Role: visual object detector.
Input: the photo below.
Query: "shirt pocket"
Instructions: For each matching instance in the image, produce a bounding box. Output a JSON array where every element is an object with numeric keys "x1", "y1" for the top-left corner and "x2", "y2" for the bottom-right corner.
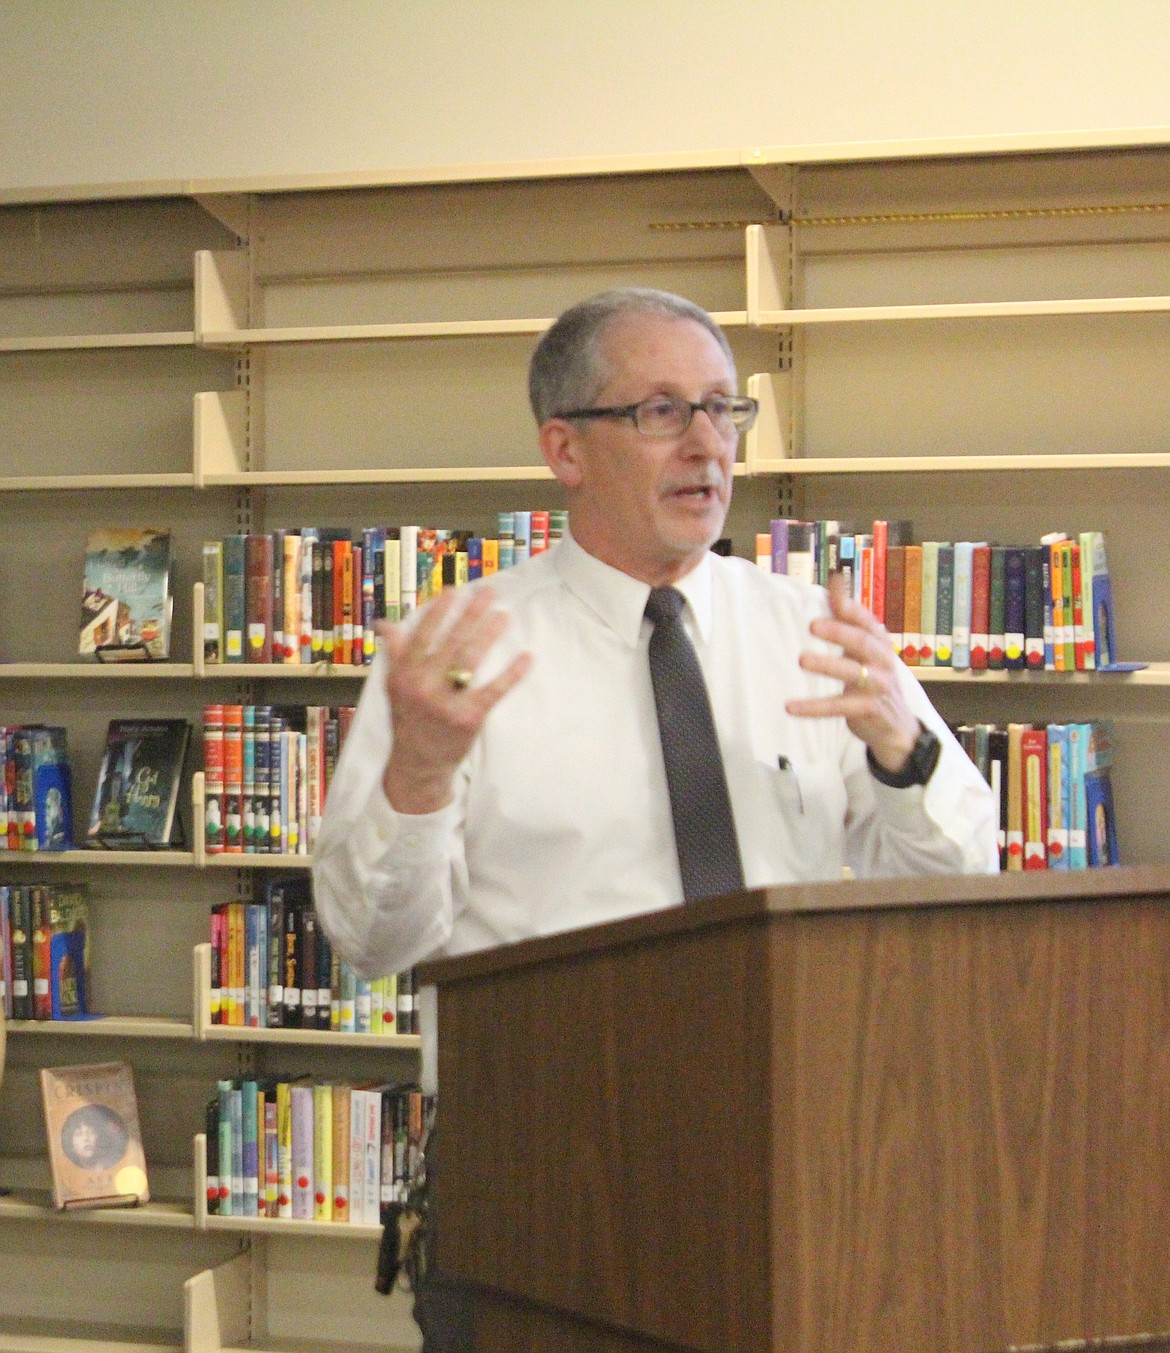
[{"x1": 761, "y1": 754, "x2": 848, "y2": 880}]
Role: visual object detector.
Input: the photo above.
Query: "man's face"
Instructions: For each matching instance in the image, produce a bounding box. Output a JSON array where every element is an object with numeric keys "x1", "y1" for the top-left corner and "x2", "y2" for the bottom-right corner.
[{"x1": 553, "y1": 314, "x2": 739, "y2": 586}]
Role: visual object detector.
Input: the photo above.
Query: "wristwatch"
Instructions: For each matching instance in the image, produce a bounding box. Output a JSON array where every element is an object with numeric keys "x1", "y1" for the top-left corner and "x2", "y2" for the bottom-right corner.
[{"x1": 866, "y1": 722, "x2": 942, "y2": 788}]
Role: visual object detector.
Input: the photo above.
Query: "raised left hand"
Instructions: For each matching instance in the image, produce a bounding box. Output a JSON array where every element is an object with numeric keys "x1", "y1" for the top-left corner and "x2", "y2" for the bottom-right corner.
[{"x1": 785, "y1": 572, "x2": 921, "y2": 775}]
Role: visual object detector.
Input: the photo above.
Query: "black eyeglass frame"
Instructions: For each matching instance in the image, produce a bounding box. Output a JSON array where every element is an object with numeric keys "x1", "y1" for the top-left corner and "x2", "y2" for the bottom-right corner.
[{"x1": 553, "y1": 394, "x2": 760, "y2": 437}]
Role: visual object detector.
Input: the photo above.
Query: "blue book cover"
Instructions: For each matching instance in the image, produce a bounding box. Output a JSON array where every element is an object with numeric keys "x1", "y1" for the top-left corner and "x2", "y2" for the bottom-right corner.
[
  {"x1": 1046, "y1": 724, "x2": 1071, "y2": 870},
  {"x1": 30, "y1": 727, "x2": 73, "y2": 851},
  {"x1": 1067, "y1": 723, "x2": 1091, "y2": 869},
  {"x1": 1085, "y1": 768, "x2": 1120, "y2": 866},
  {"x1": 49, "y1": 928, "x2": 88, "y2": 1018},
  {"x1": 241, "y1": 1080, "x2": 259, "y2": 1217},
  {"x1": 216, "y1": 1080, "x2": 234, "y2": 1216}
]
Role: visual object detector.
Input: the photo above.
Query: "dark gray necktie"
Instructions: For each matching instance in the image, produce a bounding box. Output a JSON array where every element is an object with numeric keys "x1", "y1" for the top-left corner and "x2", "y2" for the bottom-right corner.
[{"x1": 645, "y1": 586, "x2": 745, "y2": 903}]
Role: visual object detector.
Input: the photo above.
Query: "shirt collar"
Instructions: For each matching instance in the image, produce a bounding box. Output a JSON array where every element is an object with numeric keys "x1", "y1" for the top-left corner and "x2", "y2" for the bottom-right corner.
[{"x1": 553, "y1": 528, "x2": 715, "y2": 649}]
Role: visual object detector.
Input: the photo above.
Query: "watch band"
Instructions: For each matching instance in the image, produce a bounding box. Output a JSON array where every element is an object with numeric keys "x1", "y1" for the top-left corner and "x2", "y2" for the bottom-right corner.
[{"x1": 867, "y1": 722, "x2": 942, "y2": 788}]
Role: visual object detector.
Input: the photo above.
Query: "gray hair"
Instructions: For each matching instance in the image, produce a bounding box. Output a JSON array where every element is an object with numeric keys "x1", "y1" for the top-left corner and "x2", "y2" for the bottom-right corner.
[{"x1": 528, "y1": 287, "x2": 736, "y2": 425}]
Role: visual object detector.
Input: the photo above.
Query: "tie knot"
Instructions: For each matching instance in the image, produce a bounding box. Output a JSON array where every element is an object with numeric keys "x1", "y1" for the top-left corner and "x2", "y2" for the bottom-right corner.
[{"x1": 645, "y1": 587, "x2": 685, "y2": 627}]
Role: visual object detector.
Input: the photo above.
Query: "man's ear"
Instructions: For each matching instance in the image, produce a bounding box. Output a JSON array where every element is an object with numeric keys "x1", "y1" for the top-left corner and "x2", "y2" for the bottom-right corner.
[{"x1": 539, "y1": 418, "x2": 585, "y2": 490}]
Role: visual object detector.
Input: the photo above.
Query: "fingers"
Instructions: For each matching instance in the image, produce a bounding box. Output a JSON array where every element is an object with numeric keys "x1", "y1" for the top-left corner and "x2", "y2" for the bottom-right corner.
[{"x1": 380, "y1": 587, "x2": 508, "y2": 692}]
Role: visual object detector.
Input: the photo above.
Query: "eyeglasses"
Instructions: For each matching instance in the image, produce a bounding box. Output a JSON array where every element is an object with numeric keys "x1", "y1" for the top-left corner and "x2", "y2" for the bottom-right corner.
[{"x1": 554, "y1": 393, "x2": 759, "y2": 438}]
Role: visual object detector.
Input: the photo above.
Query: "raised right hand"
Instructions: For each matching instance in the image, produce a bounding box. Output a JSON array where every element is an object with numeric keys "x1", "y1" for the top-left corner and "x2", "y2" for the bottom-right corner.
[{"x1": 378, "y1": 586, "x2": 533, "y2": 814}]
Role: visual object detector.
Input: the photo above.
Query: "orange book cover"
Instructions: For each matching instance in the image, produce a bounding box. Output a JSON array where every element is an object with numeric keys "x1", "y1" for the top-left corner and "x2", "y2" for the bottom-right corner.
[
  {"x1": 1048, "y1": 540, "x2": 1066, "y2": 672},
  {"x1": 1059, "y1": 539, "x2": 1075, "y2": 672},
  {"x1": 332, "y1": 541, "x2": 353, "y2": 665},
  {"x1": 969, "y1": 544, "x2": 992, "y2": 670},
  {"x1": 883, "y1": 545, "x2": 905, "y2": 654},
  {"x1": 1005, "y1": 723, "x2": 1028, "y2": 871},
  {"x1": 41, "y1": 1061, "x2": 149, "y2": 1210},
  {"x1": 481, "y1": 539, "x2": 499, "y2": 576},
  {"x1": 901, "y1": 544, "x2": 922, "y2": 666}
]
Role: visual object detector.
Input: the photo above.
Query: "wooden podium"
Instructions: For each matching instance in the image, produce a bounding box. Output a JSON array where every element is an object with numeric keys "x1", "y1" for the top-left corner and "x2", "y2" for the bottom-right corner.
[{"x1": 421, "y1": 866, "x2": 1170, "y2": 1353}]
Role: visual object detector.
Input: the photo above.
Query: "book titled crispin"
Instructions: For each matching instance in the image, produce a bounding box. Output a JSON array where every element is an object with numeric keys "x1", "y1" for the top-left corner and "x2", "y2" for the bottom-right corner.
[
  {"x1": 40, "y1": 1061, "x2": 149, "y2": 1210},
  {"x1": 86, "y1": 718, "x2": 190, "y2": 849}
]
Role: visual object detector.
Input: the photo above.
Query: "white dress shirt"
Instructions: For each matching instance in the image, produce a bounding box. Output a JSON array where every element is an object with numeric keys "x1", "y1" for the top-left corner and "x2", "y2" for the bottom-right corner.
[{"x1": 313, "y1": 532, "x2": 998, "y2": 1089}]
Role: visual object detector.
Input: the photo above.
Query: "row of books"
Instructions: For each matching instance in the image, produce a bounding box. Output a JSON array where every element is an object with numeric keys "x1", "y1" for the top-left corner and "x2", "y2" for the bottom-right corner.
[
  {"x1": 204, "y1": 704, "x2": 354, "y2": 856},
  {"x1": 0, "y1": 883, "x2": 89, "y2": 1020},
  {"x1": 202, "y1": 509, "x2": 568, "y2": 666},
  {"x1": 209, "y1": 876, "x2": 418, "y2": 1033},
  {"x1": 757, "y1": 520, "x2": 1131, "y2": 673},
  {"x1": 0, "y1": 725, "x2": 73, "y2": 852},
  {"x1": 0, "y1": 719, "x2": 190, "y2": 854},
  {"x1": 205, "y1": 1078, "x2": 435, "y2": 1223},
  {"x1": 956, "y1": 720, "x2": 1119, "y2": 870}
]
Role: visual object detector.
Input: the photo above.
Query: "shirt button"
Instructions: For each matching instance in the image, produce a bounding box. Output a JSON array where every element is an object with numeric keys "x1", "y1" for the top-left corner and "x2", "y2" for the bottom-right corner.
[{"x1": 401, "y1": 831, "x2": 421, "y2": 849}]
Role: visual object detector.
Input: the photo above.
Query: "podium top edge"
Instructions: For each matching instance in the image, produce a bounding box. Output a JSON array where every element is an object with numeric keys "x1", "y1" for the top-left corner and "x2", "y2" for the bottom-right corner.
[{"x1": 419, "y1": 863, "x2": 1170, "y2": 988}]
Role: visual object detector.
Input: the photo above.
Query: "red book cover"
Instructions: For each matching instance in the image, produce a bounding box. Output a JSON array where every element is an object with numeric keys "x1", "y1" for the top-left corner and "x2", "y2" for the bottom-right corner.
[
  {"x1": 332, "y1": 541, "x2": 350, "y2": 665},
  {"x1": 859, "y1": 545, "x2": 874, "y2": 614},
  {"x1": 244, "y1": 534, "x2": 273, "y2": 664},
  {"x1": 32, "y1": 885, "x2": 52, "y2": 1019},
  {"x1": 871, "y1": 520, "x2": 888, "y2": 623},
  {"x1": 223, "y1": 705, "x2": 244, "y2": 856},
  {"x1": 968, "y1": 544, "x2": 992, "y2": 670},
  {"x1": 1021, "y1": 726, "x2": 1048, "y2": 870},
  {"x1": 202, "y1": 704, "x2": 225, "y2": 855}
]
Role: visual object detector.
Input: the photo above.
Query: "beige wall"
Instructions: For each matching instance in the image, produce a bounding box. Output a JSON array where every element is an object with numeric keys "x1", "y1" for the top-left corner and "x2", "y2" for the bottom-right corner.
[{"x1": 3, "y1": 0, "x2": 1170, "y2": 194}]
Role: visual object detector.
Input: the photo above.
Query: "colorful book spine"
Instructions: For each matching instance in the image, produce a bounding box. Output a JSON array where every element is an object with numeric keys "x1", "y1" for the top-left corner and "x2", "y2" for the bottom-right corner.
[
  {"x1": 313, "y1": 1083, "x2": 333, "y2": 1221},
  {"x1": 1076, "y1": 532, "x2": 1097, "y2": 670},
  {"x1": 241, "y1": 1079, "x2": 260, "y2": 1217},
  {"x1": 884, "y1": 544, "x2": 905, "y2": 659},
  {"x1": 1059, "y1": 539, "x2": 1075, "y2": 672},
  {"x1": 919, "y1": 542, "x2": 938, "y2": 665},
  {"x1": 1023, "y1": 546, "x2": 1046, "y2": 670},
  {"x1": 934, "y1": 543, "x2": 954, "y2": 667},
  {"x1": 223, "y1": 534, "x2": 247, "y2": 663},
  {"x1": 987, "y1": 545, "x2": 1007, "y2": 670},
  {"x1": 968, "y1": 544, "x2": 991, "y2": 671},
  {"x1": 276, "y1": 1080, "x2": 293, "y2": 1219},
  {"x1": 951, "y1": 542, "x2": 975, "y2": 671},
  {"x1": 1005, "y1": 723, "x2": 1027, "y2": 871},
  {"x1": 1003, "y1": 547, "x2": 1027, "y2": 671},
  {"x1": 902, "y1": 541, "x2": 923, "y2": 665},
  {"x1": 1021, "y1": 726, "x2": 1048, "y2": 870},
  {"x1": 290, "y1": 1083, "x2": 315, "y2": 1220},
  {"x1": 245, "y1": 533, "x2": 274, "y2": 663},
  {"x1": 1046, "y1": 724, "x2": 1071, "y2": 870},
  {"x1": 332, "y1": 1085, "x2": 351, "y2": 1223},
  {"x1": 871, "y1": 519, "x2": 888, "y2": 623},
  {"x1": 203, "y1": 541, "x2": 224, "y2": 664},
  {"x1": 1067, "y1": 722, "x2": 1090, "y2": 869},
  {"x1": 217, "y1": 1080, "x2": 235, "y2": 1216},
  {"x1": 242, "y1": 704, "x2": 256, "y2": 852},
  {"x1": 223, "y1": 705, "x2": 243, "y2": 854}
]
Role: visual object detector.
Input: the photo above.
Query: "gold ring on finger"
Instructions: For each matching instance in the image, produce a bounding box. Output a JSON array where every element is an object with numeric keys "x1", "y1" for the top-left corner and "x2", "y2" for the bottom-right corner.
[
  {"x1": 856, "y1": 663, "x2": 869, "y2": 691},
  {"x1": 446, "y1": 666, "x2": 473, "y2": 691}
]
